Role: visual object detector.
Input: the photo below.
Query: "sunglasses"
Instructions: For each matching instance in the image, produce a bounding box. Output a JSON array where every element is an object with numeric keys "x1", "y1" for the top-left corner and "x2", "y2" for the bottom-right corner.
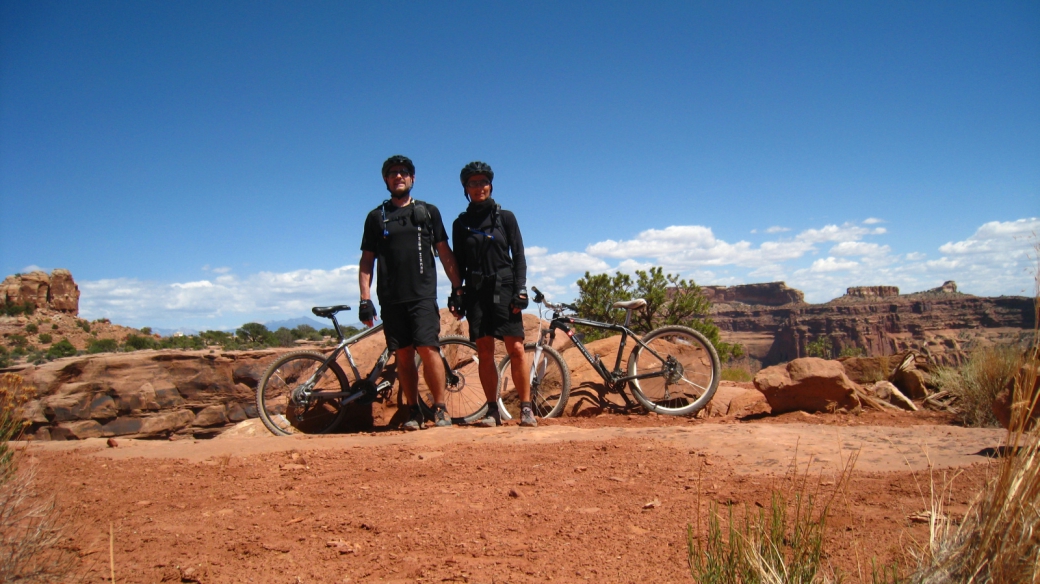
[
  {"x1": 386, "y1": 168, "x2": 412, "y2": 178},
  {"x1": 466, "y1": 178, "x2": 491, "y2": 189}
]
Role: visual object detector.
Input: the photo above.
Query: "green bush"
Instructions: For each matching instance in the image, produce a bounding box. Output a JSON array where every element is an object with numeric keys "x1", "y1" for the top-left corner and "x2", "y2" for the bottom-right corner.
[
  {"x1": 24, "y1": 323, "x2": 37, "y2": 334},
  {"x1": 806, "y1": 336, "x2": 834, "y2": 359},
  {"x1": 237, "y1": 322, "x2": 273, "y2": 346},
  {"x1": 274, "y1": 327, "x2": 295, "y2": 347},
  {"x1": 158, "y1": 335, "x2": 205, "y2": 350},
  {"x1": 2, "y1": 302, "x2": 35, "y2": 317},
  {"x1": 7, "y1": 335, "x2": 27, "y2": 349},
  {"x1": 572, "y1": 267, "x2": 744, "y2": 361},
  {"x1": 46, "y1": 339, "x2": 76, "y2": 359},
  {"x1": 92, "y1": 318, "x2": 110, "y2": 324},
  {"x1": 76, "y1": 320, "x2": 90, "y2": 333},
  {"x1": 87, "y1": 338, "x2": 119, "y2": 354},
  {"x1": 37, "y1": 333, "x2": 52, "y2": 345},
  {"x1": 0, "y1": 347, "x2": 9, "y2": 369},
  {"x1": 123, "y1": 334, "x2": 157, "y2": 351},
  {"x1": 139, "y1": 327, "x2": 152, "y2": 335},
  {"x1": 838, "y1": 345, "x2": 865, "y2": 358},
  {"x1": 292, "y1": 324, "x2": 322, "y2": 341},
  {"x1": 50, "y1": 323, "x2": 58, "y2": 330}
]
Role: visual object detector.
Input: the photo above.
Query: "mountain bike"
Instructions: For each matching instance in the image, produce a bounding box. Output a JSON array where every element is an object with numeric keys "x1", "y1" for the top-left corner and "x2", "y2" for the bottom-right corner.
[
  {"x1": 256, "y1": 304, "x2": 487, "y2": 436},
  {"x1": 496, "y1": 287, "x2": 720, "y2": 418}
]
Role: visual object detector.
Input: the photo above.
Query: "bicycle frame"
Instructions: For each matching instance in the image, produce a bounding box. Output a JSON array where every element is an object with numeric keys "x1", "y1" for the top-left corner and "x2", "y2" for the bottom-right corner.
[
  {"x1": 531, "y1": 294, "x2": 676, "y2": 389},
  {"x1": 293, "y1": 322, "x2": 392, "y2": 406}
]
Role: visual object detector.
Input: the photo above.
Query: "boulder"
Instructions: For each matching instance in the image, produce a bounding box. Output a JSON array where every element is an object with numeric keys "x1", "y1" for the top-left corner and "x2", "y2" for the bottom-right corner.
[
  {"x1": 192, "y1": 405, "x2": 228, "y2": 427},
  {"x1": 102, "y1": 410, "x2": 195, "y2": 437},
  {"x1": 754, "y1": 357, "x2": 861, "y2": 414},
  {"x1": 867, "y1": 381, "x2": 917, "y2": 411},
  {"x1": 726, "y1": 388, "x2": 771, "y2": 418},
  {"x1": 59, "y1": 420, "x2": 104, "y2": 439}
]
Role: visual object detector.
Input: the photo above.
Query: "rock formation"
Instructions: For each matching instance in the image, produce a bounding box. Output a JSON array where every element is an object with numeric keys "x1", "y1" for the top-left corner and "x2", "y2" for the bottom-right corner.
[
  {"x1": 0, "y1": 269, "x2": 80, "y2": 314},
  {"x1": 710, "y1": 281, "x2": 1033, "y2": 367},
  {"x1": 702, "y1": 282, "x2": 804, "y2": 306}
]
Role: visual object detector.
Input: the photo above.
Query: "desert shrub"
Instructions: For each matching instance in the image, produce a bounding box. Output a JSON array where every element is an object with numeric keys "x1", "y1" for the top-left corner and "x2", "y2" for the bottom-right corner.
[
  {"x1": 0, "y1": 373, "x2": 72, "y2": 582},
  {"x1": 319, "y1": 327, "x2": 337, "y2": 338},
  {"x1": 45, "y1": 339, "x2": 76, "y2": 360},
  {"x1": 806, "y1": 336, "x2": 834, "y2": 359},
  {"x1": 92, "y1": 318, "x2": 109, "y2": 324},
  {"x1": 2, "y1": 302, "x2": 35, "y2": 317},
  {"x1": 7, "y1": 335, "x2": 28, "y2": 349},
  {"x1": 200, "y1": 330, "x2": 237, "y2": 349},
  {"x1": 123, "y1": 334, "x2": 157, "y2": 351},
  {"x1": 49, "y1": 324, "x2": 57, "y2": 331},
  {"x1": 838, "y1": 345, "x2": 865, "y2": 358},
  {"x1": 139, "y1": 327, "x2": 152, "y2": 335},
  {"x1": 292, "y1": 324, "x2": 322, "y2": 341},
  {"x1": 237, "y1": 322, "x2": 273, "y2": 346},
  {"x1": 86, "y1": 338, "x2": 118, "y2": 354},
  {"x1": 573, "y1": 268, "x2": 744, "y2": 361},
  {"x1": 24, "y1": 324, "x2": 37, "y2": 335},
  {"x1": 721, "y1": 366, "x2": 754, "y2": 383},
  {"x1": 273, "y1": 327, "x2": 295, "y2": 347},
  {"x1": 932, "y1": 344, "x2": 1021, "y2": 428},
  {"x1": 0, "y1": 347, "x2": 8, "y2": 369},
  {"x1": 158, "y1": 335, "x2": 205, "y2": 350},
  {"x1": 75, "y1": 320, "x2": 90, "y2": 333},
  {"x1": 36, "y1": 334, "x2": 51, "y2": 345}
]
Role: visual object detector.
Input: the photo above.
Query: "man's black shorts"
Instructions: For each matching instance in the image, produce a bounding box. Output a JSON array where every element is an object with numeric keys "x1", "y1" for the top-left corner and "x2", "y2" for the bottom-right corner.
[{"x1": 380, "y1": 298, "x2": 441, "y2": 351}]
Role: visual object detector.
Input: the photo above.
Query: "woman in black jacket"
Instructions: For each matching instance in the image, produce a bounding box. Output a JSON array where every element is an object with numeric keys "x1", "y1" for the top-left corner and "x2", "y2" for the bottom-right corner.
[{"x1": 450, "y1": 161, "x2": 535, "y2": 427}]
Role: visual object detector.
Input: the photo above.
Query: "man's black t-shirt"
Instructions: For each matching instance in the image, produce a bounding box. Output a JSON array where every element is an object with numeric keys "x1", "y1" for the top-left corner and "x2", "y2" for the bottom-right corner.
[
  {"x1": 360, "y1": 199, "x2": 448, "y2": 306},
  {"x1": 452, "y1": 200, "x2": 527, "y2": 293}
]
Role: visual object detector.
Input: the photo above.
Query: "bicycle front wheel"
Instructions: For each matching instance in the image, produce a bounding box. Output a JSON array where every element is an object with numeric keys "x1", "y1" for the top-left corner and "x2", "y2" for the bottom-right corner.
[
  {"x1": 256, "y1": 351, "x2": 349, "y2": 436},
  {"x1": 626, "y1": 326, "x2": 720, "y2": 416},
  {"x1": 416, "y1": 336, "x2": 487, "y2": 424},
  {"x1": 497, "y1": 343, "x2": 571, "y2": 419}
]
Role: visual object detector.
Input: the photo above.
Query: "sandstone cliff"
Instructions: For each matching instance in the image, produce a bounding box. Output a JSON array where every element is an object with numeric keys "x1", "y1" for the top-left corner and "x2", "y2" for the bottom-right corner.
[
  {"x1": 0, "y1": 269, "x2": 80, "y2": 314},
  {"x1": 711, "y1": 281, "x2": 1034, "y2": 367}
]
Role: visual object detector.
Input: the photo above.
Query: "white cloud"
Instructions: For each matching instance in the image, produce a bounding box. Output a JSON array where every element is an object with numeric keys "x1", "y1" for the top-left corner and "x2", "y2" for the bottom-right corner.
[
  {"x1": 584, "y1": 225, "x2": 814, "y2": 268},
  {"x1": 795, "y1": 222, "x2": 886, "y2": 243},
  {"x1": 20, "y1": 265, "x2": 47, "y2": 273},
  {"x1": 862, "y1": 217, "x2": 884, "y2": 225},
  {"x1": 809, "y1": 257, "x2": 859, "y2": 272},
  {"x1": 904, "y1": 252, "x2": 926, "y2": 261},
  {"x1": 765, "y1": 226, "x2": 790, "y2": 233},
  {"x1": 828, "y1": 241, "x2": 891, "y2": 257},
  {"x1": 938, "y1": 218, "x2": 1038, "y2": 256}
]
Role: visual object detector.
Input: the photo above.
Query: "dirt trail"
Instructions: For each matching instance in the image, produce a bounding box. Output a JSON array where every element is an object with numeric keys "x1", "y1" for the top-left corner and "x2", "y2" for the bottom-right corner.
[
  {"x1": 23, "y1": 416, "x2": 1006, "y2": 583},
  {"x1": 32, "y1": 419, "x2": 1004, "y2": 474}
]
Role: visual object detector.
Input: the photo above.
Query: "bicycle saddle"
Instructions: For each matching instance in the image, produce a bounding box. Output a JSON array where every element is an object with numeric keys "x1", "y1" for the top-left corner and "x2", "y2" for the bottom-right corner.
[
  {"x1": 613, "y1": 298, "x2": 647, "y2": 310},
  {"x1": 312, "y1": 305, "x2": 351, "y2": 318}
]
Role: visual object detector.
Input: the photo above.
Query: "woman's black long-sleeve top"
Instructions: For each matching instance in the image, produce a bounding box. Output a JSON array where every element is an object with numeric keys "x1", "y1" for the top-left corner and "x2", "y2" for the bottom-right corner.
[{"x1": 451, "y1": 199, "x2": 526, "y2": 294}]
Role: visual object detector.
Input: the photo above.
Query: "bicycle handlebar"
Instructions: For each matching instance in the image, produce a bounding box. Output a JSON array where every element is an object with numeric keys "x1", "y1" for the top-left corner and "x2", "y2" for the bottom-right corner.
[{"x1": 530, "y1": 287, "x2": 577, "y2": 314}]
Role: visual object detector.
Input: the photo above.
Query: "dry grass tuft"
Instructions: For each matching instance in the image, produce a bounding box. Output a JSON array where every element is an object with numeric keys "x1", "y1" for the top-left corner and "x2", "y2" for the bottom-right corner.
[
  {"x1": 932, "y1": 345, "x2": 1022, "y2": 428},
  {"x1": 688, "y1": 448, "x2": 858, "y2": 583},
  {"x1": 0, "y1": 373, "x2": 75, "y2": 583},
  {"x1": 910, "y1": 298, "x2": 1040, "y2": 584}
]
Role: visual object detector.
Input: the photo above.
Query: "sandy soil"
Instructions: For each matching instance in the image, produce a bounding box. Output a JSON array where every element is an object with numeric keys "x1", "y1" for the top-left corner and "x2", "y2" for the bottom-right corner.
[{"x1": 22, "y1": 412, "x2": 1006, "y2": 583}]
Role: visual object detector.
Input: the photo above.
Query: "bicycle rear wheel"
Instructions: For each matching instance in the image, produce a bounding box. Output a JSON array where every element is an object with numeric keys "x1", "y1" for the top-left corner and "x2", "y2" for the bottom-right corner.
[
  {"x1": 497, "y1": 343, "x2": 571, "y2": 419},
  {"x1": 626, "y1": 326, "x2": 720, "y2": 416},
  {"x1": 416, "y1": 336, "x2": 487, "y2": 424},
  {"x1": 256, "y1": 351, "x2": 349, "y2": 436}
]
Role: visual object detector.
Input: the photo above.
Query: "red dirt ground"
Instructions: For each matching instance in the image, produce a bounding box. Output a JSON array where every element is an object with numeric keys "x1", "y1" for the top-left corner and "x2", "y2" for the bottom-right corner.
[{"x1": 21, "y1": 412, "x2": 1005, "y2": 583}]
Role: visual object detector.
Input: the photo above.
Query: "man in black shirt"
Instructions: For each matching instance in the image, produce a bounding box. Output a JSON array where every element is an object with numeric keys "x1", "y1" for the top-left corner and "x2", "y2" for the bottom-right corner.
[{"x1": 359, "y1": 155, "x2": 462, "y2": 430}]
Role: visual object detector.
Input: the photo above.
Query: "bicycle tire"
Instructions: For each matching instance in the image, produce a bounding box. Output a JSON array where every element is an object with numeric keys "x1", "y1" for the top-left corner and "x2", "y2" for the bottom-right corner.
[
  {"x1": 415, "y1": 336, "x2": 488, "y2": 424},
  {"x1": 627, "y1": 325, "x2": 720, "y2": 416},
  {"x1": 497, "y1": 343, "x2": 571, "y2": 419},
  {"x1": 256, "y1": 350, "x2": 350, "y2": 436}
]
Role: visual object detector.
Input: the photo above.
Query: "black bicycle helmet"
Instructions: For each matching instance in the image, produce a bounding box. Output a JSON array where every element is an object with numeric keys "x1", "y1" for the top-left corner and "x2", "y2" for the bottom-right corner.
[
  {"x1": 460, "y1": 161, "x2": 494, "y2": 185},
  {"x1": 382, "y1": 155, "x2": 415, "y2": 177}
]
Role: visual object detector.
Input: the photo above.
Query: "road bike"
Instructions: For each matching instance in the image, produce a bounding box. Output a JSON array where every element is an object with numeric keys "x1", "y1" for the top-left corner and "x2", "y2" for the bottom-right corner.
[
  {"x1": 496, "y1": 287, "x2": 720, "y2": 419},
  {"x1": 256, "y1": 304, "x2": 487, "y2": 436}
]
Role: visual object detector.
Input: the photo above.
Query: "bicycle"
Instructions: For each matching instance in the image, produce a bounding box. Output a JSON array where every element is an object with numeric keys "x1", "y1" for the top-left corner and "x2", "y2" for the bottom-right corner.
[
  {"x1": 496, "y1": 287, "x2": 720, "y2": 419},
  {"x1": 256, "y1": 304, "x2": 488, "y2": 436}
]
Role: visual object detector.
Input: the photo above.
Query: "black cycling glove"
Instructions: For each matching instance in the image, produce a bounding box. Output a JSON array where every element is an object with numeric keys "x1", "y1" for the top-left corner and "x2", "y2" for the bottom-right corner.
[
  {"x1": 510, "y1": 287, "x2": 529, "y2": 311},
  {"x1": 447, "y1": 287, "x2": 465, "y2": 318},
  {"x1": 358, "y1": 299, "x2": 377, "y2": 323}
]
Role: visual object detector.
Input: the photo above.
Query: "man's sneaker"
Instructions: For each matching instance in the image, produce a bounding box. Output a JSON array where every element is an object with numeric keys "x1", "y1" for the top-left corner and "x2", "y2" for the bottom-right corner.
[
  {"x1": 520, "y1": 403, "x2": 538, "y2": 427},
  {"x1": 403, "y1": 406, "x2": 424, "y2": 431},
  {"x1": 433, "y1": 406, "x2": 453, "y2": 428},
  {"x1": 476, "y1": 405, "x2": 501, "y2": 428}
]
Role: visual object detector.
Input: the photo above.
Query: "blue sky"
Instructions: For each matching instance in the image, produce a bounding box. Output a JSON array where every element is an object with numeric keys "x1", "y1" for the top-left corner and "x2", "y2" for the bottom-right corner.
[{"x1": 2, "y1": 1, "x2": 1038, "y2": 330}]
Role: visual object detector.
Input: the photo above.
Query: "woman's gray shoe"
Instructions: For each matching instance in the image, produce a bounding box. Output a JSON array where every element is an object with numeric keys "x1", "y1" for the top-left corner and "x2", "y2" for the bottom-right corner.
[
  {"x1": 433, "y1": 407, "x2": 453, "y2": 428},
  {"x1": 403, "y1": 406, "x2": 424, "y2": 431},
  {"x1": 519, "y1": 404, "x2": 538, "y2": 427},
  {"x1": 476, "y1": 411, "x2": 500, "y2": 427}
]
